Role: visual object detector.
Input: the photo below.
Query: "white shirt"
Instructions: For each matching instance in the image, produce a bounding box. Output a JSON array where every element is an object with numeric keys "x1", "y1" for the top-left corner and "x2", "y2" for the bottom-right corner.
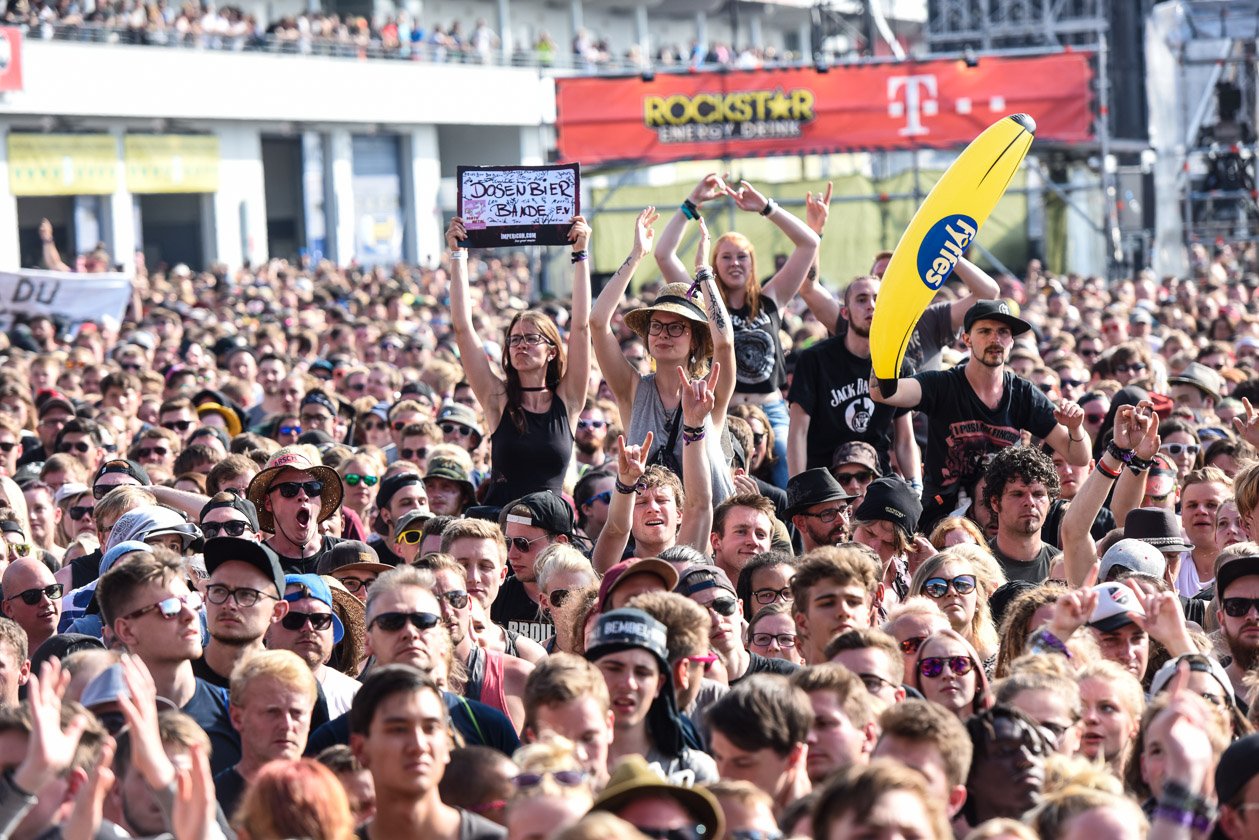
[{"x1": 318, "y1": 665, "x2": 361, "y2": 718}]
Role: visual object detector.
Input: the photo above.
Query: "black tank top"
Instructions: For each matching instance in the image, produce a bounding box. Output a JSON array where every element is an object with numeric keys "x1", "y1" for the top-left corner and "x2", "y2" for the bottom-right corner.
[
  {"x1": 730, "y1": 296, "x2": 786, "y2": 394},
  {"x1": 482, "y1": 396, "x2": 572, "y2": 507}
]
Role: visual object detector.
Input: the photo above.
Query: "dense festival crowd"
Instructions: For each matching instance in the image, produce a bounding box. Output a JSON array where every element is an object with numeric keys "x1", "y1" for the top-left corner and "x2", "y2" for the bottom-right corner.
[{"x1": 1, "y1": 171, "x2": 1258, "y2": 840}]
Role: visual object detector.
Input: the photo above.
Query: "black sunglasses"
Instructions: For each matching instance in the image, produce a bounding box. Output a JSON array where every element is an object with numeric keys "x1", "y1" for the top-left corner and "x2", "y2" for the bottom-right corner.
[
  {"x1": 1222, "y1": 597, "x2": 1259, "y2": 618},
  {"x1": 6, "y1": 583, "x2": 63, "y2": 605},
  {"x1": 69, "y1": 505, "x2": 94, "y2": 520},
  {"x1": 202, "y1": 520, "x2": 251, "y2": 538},
  {"x1": 370, "y1": 611, "x2": 441, "y2": 632},
  {"x1": 0, "y1": 441, "x2": 18, "y2": 453},
  {"x1": 57, "y1": 441, "x2": 91, "y2": 454},
  {"x1": 506, "y1": 535, "x2": 548, "y2": 553},
  {"x1": 280, "y1": 611, "x2": 334, "y2": 631},
  {"x1": 163, "y1": 419, "x2": 194, "y2": 432},
  {"x1": 704, "y1": 596, "x2": 739, "y2": 617},
  {"x1": 269, "y1": 480, "x2": 324, "y2": 499}
]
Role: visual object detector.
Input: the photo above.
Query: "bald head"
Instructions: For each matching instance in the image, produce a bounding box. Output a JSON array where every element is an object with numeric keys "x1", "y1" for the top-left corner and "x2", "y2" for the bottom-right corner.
[{"x1": 1, "y1": 558, "x2": 60, "y2": 649}]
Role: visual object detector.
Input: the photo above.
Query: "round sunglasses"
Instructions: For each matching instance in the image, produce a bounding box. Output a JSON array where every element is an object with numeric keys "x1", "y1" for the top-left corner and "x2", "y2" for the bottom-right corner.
[
  {"x1": 922, "y1": 574, "x2": 977, "y2": 599},
  {"x1": 918, "y1": 655, "x2": 975, "y2": 679}
]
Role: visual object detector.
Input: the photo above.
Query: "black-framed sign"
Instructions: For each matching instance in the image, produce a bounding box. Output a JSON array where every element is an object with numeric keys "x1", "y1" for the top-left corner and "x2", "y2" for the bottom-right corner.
[{"x1": 457, "y1": 163, "x2": 580, "y2": 248}]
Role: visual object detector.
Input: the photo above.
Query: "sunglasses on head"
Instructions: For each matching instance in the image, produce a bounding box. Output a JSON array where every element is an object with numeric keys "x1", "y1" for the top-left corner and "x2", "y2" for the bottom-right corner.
[
  {"x1": 923, "y1": 574, "x2": 977, "y2": 599},
  {"x1": 201, "y1": 520, "x2": 250, "y2": 538},
  {"x1": 270, "y1": 480, "x2": 324, "y2": 499},
  {"x1": 370, "y1": 611, "x2": 440, "y2": 632},
  {"x1": 6, "y1": 583, "x2": 63, "y2": 605},
  {"x1": 918, "y1": 655, "x2": 974, "y2": 679},
  {"x1": 281, "y1": 611, "x2": 334, "y2": 631},
  {"x1": 57, "y1": 441, "x2": 91, "y2": 454},
  {"x1": 705, "y1": 596, "x2": 739, "y2": 617},
  {"x1": 899, "y1": 635, "x2": 927, "y2": 655},
  {"x1": 278, "y1": 425, "x2": 302, "y2": 436},
  {"x1": 1222, "y1": 597, "x2": 1259, "y2": 618},
  {"x1": 344, "y1": 473, "x2": 378, "y2": 487}
]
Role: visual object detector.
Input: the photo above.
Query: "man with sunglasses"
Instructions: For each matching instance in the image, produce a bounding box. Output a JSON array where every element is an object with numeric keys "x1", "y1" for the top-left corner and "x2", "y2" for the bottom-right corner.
[
  {"x1": 245, "y1": 447, "x2": 345, "y2": 574},
  {"x1": 494, "y1": 492, "x2": 575, "y2": 644},
  {"x1": 0, "y1": 558, "x2": 61, "y2": 653},
  {"x1": 435, "y1": 402, "x2": 484, "y2": 454},
  {"x1": 19, "y1": 393, "x2": 75, "y2": 468},
  {"x1": 157, "y1": 398, "x2": 199, "y2": 444},
  {"x1": 574, "y1": 400, "x2": 611, "y2": 469},
  {"x1": 318, "y1": 540, "x2": 393, "y2": 604},
  {"x1": 677, "y1": 565, "x2": 796, "y2": 686},
  {"x1": 573, "y1": 469, "x2": 616, "y2": 543},
  {"x1": 1215, "y1": 551, "x2": 1259, "y2": 702},
  {"x1": 371, "y1": 472, "x2": 429, "y2": 566},
  {"x1": 198, "y1": 492, "x2": 260, "y2": 543},
  {"x1": 265, "y1": 573, "x2": 359, "y2": 711},
  {"x1": 51, "y1": 417, "x2": 105, "y2": 473},
  {"x1": 193, "y1": 536, "x2": 288, "y2": 689},
  {"x1": 95, "y1": 550, "x2": 240, "y2": 774}
]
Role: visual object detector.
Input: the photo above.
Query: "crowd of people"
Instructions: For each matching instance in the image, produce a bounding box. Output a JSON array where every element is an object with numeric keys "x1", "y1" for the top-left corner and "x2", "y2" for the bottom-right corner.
[
  {"x1": 5, "y1": 0, "x2": 791, "y2": 71},
  {"x1": 1, "y1": 173, "x2": 1258, "y2": 840}
]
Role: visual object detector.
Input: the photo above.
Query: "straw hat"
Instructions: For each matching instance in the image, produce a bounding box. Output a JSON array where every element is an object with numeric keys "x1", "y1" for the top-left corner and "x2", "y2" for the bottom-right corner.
[
  {"x1": 246, "y1": 446, "x2": 343, "y2": 533},
  {"x1": 623, "y1": 282, "x2": 712, "y2": 361}
]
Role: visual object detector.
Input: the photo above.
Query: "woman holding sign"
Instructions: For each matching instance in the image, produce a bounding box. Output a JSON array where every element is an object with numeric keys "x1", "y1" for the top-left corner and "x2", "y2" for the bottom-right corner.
[
  {"x1": 446, "y1": 214, "x2": 592, "y2": 507},
  {"x1": 591, "y1": 208, "x2": 736, "y2": 507},
  {"x1": 654, "y1": 174, "x2": 820, "y2": 489}
]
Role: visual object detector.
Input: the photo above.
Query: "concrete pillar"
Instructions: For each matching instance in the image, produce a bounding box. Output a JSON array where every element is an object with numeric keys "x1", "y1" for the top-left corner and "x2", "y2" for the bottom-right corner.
[
  {"x1": 635, "y1": 6, "x2": 649, "y2": 64},
  {"x1": 325, "y1": 130, "x2": 356, "y2": 265},
  {"x1": 211, "y1": 126, "x2": 268, "y2": 268},
  {"x1": 107, "y1": 128, "x2": 137, "y2": 273},
  {"x1": 301, "y1": 132, "x2": 328, "y2": 262},
  {"x1": 748, "y1": 10, "x2": 763, "y2": 51},
  {"x1": 0, "y1": 128, "x2": 19, "y2": 270},
  {"x1": 401, "y1": 126, "x2": 442, "y2": 267},
  {"x1": 519, "y1": 125, "x2": 544, "y2": 167},
  {"x1": 496, "y1": 0, "x2": 512, "y2": 62}
]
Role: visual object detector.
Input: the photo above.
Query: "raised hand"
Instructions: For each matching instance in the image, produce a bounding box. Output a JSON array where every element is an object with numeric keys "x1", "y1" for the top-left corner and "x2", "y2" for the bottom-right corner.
[
  {"x1": 1234, "y1": 397, "x2": 1259, "y2": 449},
  {"x1": 1045, "y1": 565, "x2": 1099, "y2": 642},
  {"x1": 632, "y1": 206, "x2": 659, "y2": 258},
  {"x1": 1124, "y1": 581, "x2": 1195, "y2": 655},
  {"x1": 171, "y1": 742, "x2": 216, "y2": 840},
  {"x1": 117, "y1": 653, "x2": 176, "y2": 788},
  {"x1": 805, "y1": 182, "x2": 833, "y2": 235},
  {"x1": 727, "y1": 179, "x2": 771, "y2": 214},
  {"x1": 678, "y1": 363, "x2": 716, "y2": 428},
  {"x1": 695, "y1": 216, "x2": 712, "y2": 273},
  {"x1": 1054, "y1": 399, "x2": 1085, "y2": 433},
  {"x1": 732, "y1": 472, "x2": 760, "y2": 495},
  {"x1": 14, "y1": 659, "x2": 89, "y2": 794},
  {"x1": 63, "y1": 738, "x2": 115, "y2": 840},
  {"x1": 688, "y1": 173, "x2": 729, "y2": 207},
  {"x1": 1147, "y1": 660, "x2": 1219, "y2": 793},
  {"x1": 568, "y1": 215, "x2": 591, "y2": 252},
  {"x1": 617, "y1": 431, "x2": 654, "y2": 485},
  {"x1": 445, "y1": 216, "x2": 468, "y2": 251}
]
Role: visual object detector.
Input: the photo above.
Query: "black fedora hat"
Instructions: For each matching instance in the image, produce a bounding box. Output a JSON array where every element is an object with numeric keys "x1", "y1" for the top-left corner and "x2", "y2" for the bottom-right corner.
[
  {"x1": 1123, "y1": 507, "x2": 1194, "y2": 553},
  {"x1": 784, "y1": 468, "x2": 856, "y2": 519}
]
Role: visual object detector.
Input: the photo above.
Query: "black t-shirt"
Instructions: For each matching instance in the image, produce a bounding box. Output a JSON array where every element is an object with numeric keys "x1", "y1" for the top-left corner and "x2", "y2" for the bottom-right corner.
[
  {"x1": 989, "y1": 539, "x2": 1059, "y2": 584},
  {"x1": 730, "y1": 297, "x2": 786, "y2": 395},
  {"x1": 268, "y1": 535, "x2": 344, "y2": 575},
  {"x1": 182, "y1": 678, "x2": 240, "y2": 776},
  {"x1": 190, "y1": 656, "x2": 230, "y2": 690},
  {"x1": 69, "y1": 548, "x2": 103, "y2": 591},
  {"x1": 914, "y1": 367, "x2": 1057, "y2": 503},
  {"x1": 212, "y1": 766, "x2": 246, "y2": 820},
  {"x1": 371, "y1": 537, "x2": 406, "y2": 567},
  {"x1": 788, "y1": 335, "x2": 903, "y2": 473},
  {"x1": 731, "y1": 650, "x2": 799, "y2": 686},
  {"x1": 490, "y1": 576, "x2": 552, "y2": 645}
]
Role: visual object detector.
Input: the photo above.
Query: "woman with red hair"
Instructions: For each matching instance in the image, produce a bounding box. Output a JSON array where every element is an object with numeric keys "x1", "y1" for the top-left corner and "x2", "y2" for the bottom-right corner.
[{"x1": 234, "y1": 759, "x2": 356, "y2": 840}]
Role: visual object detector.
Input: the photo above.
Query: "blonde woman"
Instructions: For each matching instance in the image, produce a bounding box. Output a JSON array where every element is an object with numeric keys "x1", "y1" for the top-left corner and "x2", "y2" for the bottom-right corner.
[
  {"x1": 1075, "y1": 659, "x2": 1144, "y2": 776},
  {"x1": 909, "y1": 545, "x2": 1005, "y2": 669}
]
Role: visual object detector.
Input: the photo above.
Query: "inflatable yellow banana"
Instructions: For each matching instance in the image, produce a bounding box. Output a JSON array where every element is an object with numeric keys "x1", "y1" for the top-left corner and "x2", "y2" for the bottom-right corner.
[{"x1": 870, "y1": 113, "x2": 1036, "y2": 397}]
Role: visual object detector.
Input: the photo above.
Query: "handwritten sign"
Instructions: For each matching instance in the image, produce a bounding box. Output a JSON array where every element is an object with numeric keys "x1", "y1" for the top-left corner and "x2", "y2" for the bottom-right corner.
[
  {"x1": 457, "y1": 163, "x2": 580, "y2": 248},
  {"x1": 0, "y1": 270, "x2": 131, "y2": 330}
]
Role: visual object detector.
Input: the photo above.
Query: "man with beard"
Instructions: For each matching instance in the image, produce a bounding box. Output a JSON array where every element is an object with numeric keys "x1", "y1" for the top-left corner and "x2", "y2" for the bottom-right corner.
[
  {"x1": 1215, "y1": 549, "x2": 1259, "y2": 702},
  {"x1": 872, "y1": 300, "x2": 1090, "y2": 531},
  {"x1": 194, "y1": 537, "x2": 289, "y2": 688},
  {"x1": 788, "y1": 276, "x2": 918, "y2": 485},
  {"x1": 785, "y1": 469, "x2": 856, "y2": 552},
  {"x1": 982, "y1": 446, "x2": 1061, "y2": 584},
  {"x1": 574, "y1": 400, "x2": 611, "y2": 469},
  {"x1": 245, "y1": 447, "x2": 345, "y2": 573}
]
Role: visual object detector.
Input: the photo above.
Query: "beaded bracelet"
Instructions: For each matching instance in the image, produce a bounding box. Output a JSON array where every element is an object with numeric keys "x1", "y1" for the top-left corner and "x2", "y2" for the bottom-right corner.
[{"x1": 614, "y1": 478, "x2": 638, "y2": 495}]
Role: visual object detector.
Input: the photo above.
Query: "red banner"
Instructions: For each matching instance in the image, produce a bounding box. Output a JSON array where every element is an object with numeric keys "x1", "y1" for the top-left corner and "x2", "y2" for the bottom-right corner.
[
  {"x1": 555, "y1": 53, "x2": 1094, "y2": 166},
  {"x1": 0, "y1": 28, "x2": 21, "y2": 93}
]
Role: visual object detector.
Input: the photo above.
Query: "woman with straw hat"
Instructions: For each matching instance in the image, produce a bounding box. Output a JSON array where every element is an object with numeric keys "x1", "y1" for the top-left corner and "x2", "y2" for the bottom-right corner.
[
  {"x1": 654, "y1": 173, "x2": 821, "y2": 489},
  {"x1": 592, "y1": 208, "x2": 736, "y2": 506}
]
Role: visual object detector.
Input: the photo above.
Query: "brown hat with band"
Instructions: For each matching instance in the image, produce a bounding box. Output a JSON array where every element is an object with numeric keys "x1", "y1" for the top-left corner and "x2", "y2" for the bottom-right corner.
[
  {"x1": 245, "y1": 446, "x2": 343, "y2": 533},
  {"x1": 623, "y1": 282, "x2": 713, "y2": 361}
]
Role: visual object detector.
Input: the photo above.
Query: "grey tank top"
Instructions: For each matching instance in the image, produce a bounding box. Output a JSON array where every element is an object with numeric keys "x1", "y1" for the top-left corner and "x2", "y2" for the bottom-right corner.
[{"x1": 625, "y1": 373, "x2": 734, "y2": 505}]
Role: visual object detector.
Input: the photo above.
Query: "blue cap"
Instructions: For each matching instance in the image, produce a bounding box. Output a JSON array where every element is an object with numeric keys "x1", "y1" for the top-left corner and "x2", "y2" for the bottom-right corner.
[
  {"x1": 283, "y1": 573, "x2": 344, "y2": 643},
  {"x1": 100, "y1": 540, "x2": 152, "y2": 576}
]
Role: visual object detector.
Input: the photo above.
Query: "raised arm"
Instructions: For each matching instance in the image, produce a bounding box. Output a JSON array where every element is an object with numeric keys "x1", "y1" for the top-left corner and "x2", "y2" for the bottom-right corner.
[
  {"x1": 1044, "y1": 400, "x2": 1093, "y2": 467},
  {"x1": 557, "y1": 216, "x2": 593, "y2": 419},
  {"x1": 693, "y1": 218, "x2": 736, "y2": 427},
  {"x1": 591, "y1": 208, "x2": 657, "y2": 411},
  {"x1": 787, "y1": 402, "x2": 810, "y2": 477},
  {"x1": 1111, "y1": 410, "x2": 1160, "y2": 525},
  {"x1": 892, "y1": 412, "x2": 922, "y2": 488},
  {"x1": 592, "y1": 432, "x2": 651, "y2": 574},
  {"x1": 798, "y1": 183, "x2": 841, "y2": 332},
  {"x1": 447, "y1": 217, "x2": 506, "y2": 426},
  {"x1": 39, "y1": 219, "x2": 71, "y2": 272},
  {"x1": 653, "y1": 174, "x2": 728, "y2": 286},
  {"x1": 946, "y1": 258, "x2": 1002, "y2": 329},
  {"x1": 677, "y1": 364, "x2": 715, "y2": 551},
  {"x1": 867, "y1": 372, "x2": 923, "y2": 409},
  {"x1": 728, "y1": 179, "x2": 820, "y2": 310}
]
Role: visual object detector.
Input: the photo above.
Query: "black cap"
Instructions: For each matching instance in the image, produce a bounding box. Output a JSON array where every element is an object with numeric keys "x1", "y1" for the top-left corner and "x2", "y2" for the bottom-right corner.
[
  {"x1": 199, "y1": 495, "x2": 260, "y2": 532},
  {"x1": 854, "y1": 476, "x2": 922, "y2": 536},
  {"x1": 585, "y1": 608, "x2": 670, "y2": 670},
  {"x1": 963, "y1": 299, "x2": 1031, "y2": 336},
  {"x1": 374, "y1": 472, "x2": 425, "y2": 533},
  {"x1": 29, "y1": 633, "x2": 105, "y2": 677},
  {"x1": 93, "y1": 459, "x2": 151, "y2": 487},
  {"x1": 203, "y1": 537, "x2": 286, "y2": 599},
  {"x1": 1215, "y1": 553, "x2": 1259, "y2": 600},
  {"x1": 1216, "y1": 733, "x2": 1259, "y2": 805},
  {"x1": 784, "y1": 468, "x2": 855, "y2": 519},
  {"x1": 500, "y1": 491, "x2": 575, "y2": 537}
]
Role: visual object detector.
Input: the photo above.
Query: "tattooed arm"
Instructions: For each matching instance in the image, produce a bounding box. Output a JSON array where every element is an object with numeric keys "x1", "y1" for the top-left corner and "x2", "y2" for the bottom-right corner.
[{"x1": 694, "y1": 219, "x2": 736, "y2": 428}]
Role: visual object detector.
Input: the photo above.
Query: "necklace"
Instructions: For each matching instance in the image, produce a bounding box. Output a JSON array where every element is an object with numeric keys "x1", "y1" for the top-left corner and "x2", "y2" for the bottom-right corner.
[{"x1": 519, "y1": 385, "x2": 550, "y2": 392}]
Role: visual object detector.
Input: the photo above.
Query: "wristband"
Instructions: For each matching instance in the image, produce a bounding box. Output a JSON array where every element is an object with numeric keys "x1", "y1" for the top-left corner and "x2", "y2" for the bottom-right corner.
[
  {"x1": 759, "y1": 199, "x2": 776, "y2": 217},
  {"x1": 1153, "y1": 806, "x2": 1195, "y2": 829},
  {"x1": 682, "y1": 424, "x2": 705, "y2": 435},
  {"x1": 1027, "y1": 629, "x2": 1072, "y2": 660},
  {"x1": 681, "y1": 199, "x2": 700, "y2": 220},
  {"x1": 682, "y1": 429, "x2": 706, "y2": 444},
  {"x1": 1105, "y1": 441, "x2": 1135, "y2": 463},
  {"x1": 1095, "y1": 460, "x2": 1121, "y2": 480},
  {"x1": 570, "y1": 250, "x2": 588, "y2": 264},
  {"x1": 1161, "y1": 781, "x2": 1210, "y2": 815},
  {"x1": 449, "y1": 249, "x2": 467, "y2": 261},
  {"x1": 614, "y1": 478, "x2": 639, "y2": 495},
  {"x1": 694, "y1": 267, "x2": 712, "y2": 282},
  {"x1": 1069, "y1": 433, "x2": 1085, "y2": 442},
  {"x1": 1128, "y1": 453, "x2": 1154, "y2": 473}
]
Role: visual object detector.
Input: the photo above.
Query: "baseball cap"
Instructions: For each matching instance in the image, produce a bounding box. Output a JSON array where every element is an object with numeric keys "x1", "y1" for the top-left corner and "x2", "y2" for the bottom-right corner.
[
  {"x1": 597, "y1": 558, "x2": 680, "y2": 613},
  {"x1": 199, "y1": 495, "x2": 260, "y2": 533},
  {"x1": 675, "y1": 565, "x2": 737, "y2": 599},
  {"x1": 316, "y1": 540, "x2": 393, "y2": 577},
  {"x1": 1149, "y1": 653, "x2": 1234, "y2": 705},
  {"x1": 585, "y1": 608, "x2": 670, "y2": 671},
  {"x1": 204, "y1": 537, "x2": 286, "y2": 599},
  {"x1": 501, "y1": 491, "x2": 575, "y2": 538},
  {"x1": 1098, "y1": 539, "x2": 1167, "y2": 582},
  {"x1": 1214, "y1": 552, "x2": 1259, "y2": 600},
  {"x1": 963, "y1": 299, "x2": 1031, "y2": 335},
  {"x1": 1087, "y1": 582, "x2": 1146, "y2": 632},
  {"x1": 1216, "y1": 734, "x2": 1259, "y2": 806},
  {"x1": 284, "y1": 574, "x2": 345, "y2": 644}
]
